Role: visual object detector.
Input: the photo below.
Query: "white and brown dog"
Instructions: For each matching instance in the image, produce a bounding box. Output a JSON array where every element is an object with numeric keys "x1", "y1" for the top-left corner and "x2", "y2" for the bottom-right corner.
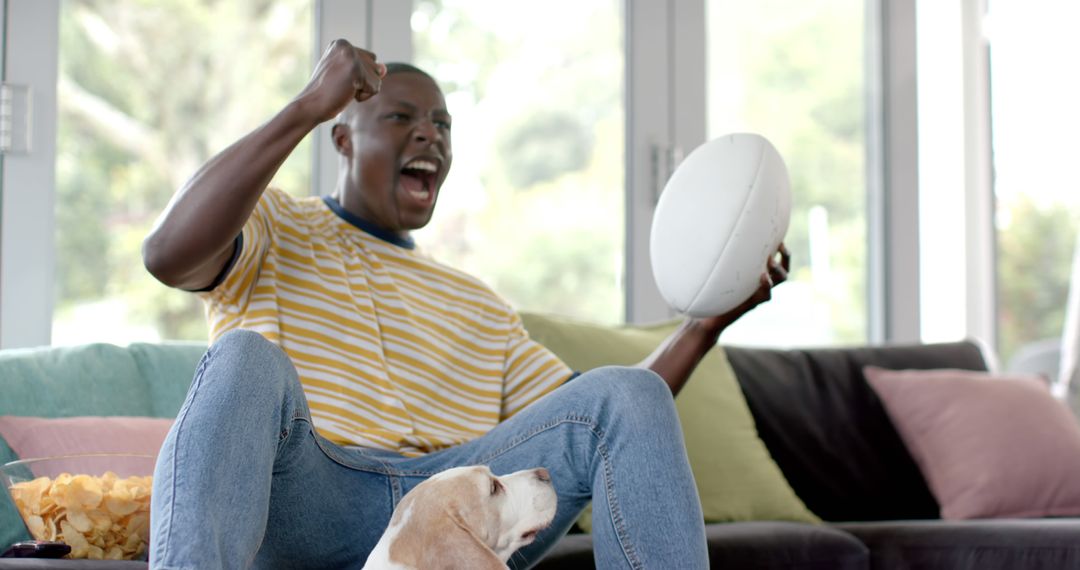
[{"x1": 363, "y1": 465, "x2": 558, "y2": 570}]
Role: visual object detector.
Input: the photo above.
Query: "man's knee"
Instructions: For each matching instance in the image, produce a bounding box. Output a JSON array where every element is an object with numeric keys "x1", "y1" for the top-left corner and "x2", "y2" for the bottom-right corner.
[
  {"x1": 581, "y1": 365, "x2": 669, "y2": 395},
  {"x1": 203, "y1": 328, "x2": 298, "y2": 398},
  {"x1": 211, "y1": 328, "x2": 289, "y2": 368},
  {"x1": 575, "y1": 366, "x2": 674, "y2": 416}
]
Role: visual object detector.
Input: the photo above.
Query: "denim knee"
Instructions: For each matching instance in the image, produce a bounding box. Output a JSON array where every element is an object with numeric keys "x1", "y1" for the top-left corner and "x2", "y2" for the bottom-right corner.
[
  {"x1": 199, "y1": 328, "x2": 300, "y2": 410},
  {"x1": 583, "y1": 365, "x2": 670, "y2": 401},
  {"x1": 576, "y1": 366, "x2": 678, "y2": 426}
]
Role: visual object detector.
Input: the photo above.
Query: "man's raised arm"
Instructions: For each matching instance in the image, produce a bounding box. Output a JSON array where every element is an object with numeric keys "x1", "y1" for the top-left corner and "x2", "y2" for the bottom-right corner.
[{"x1": 142, "y1": 39, "x2": 385, "y2": 291}]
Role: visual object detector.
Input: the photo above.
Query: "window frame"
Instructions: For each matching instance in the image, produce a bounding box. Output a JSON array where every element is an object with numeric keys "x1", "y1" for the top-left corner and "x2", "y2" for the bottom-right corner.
[{"x1": 0, "y1": 0, "x2": 994, "y2": 352}]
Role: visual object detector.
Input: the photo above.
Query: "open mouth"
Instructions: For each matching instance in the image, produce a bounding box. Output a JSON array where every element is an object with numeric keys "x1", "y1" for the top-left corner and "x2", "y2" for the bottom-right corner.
[
  {"x1": 400, "y1": 158, "x2": 439, "y2": 205},
  {"x1": 520, "y1": 519, "x2": 552, "y2": 544}
]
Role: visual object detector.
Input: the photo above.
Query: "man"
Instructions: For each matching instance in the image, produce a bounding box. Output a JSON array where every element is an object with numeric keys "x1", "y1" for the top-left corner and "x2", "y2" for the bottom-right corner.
[{"x1": 143, "y1": 40, "x2": 788, "y2": 569}]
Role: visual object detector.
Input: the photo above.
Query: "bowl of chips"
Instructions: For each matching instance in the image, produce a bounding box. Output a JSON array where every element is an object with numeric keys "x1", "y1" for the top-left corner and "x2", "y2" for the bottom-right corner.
[{"x1": 1, "y1": 453, "x2": 155, "y2": 560}]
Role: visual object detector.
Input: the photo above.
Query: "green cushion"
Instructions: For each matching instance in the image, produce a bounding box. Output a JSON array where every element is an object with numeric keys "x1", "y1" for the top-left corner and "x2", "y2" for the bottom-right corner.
[
  {"x1": 519, "y1": 312, "x2": 819, "y2": 531},
  {"x1": 128, "y1": 342, "x2": 207, "y2": 418},
  {"x1": 0, "y1": 437, "x2": 28, "y2": 547},
  {"x1": 0, "y1": 343, "x2": 151, "y2": 418}
]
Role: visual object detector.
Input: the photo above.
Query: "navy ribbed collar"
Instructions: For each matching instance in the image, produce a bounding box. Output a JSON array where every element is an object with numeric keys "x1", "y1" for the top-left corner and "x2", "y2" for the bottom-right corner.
[{"x1": 322, "y1": 196, "x2": 415, "y2": 250}]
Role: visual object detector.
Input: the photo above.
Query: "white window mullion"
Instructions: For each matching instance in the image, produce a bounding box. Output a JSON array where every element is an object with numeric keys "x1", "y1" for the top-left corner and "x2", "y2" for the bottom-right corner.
[
  {"x1": 312, "y1": 0, "x2": 412, "y2": 198},
  {"x1": 627, "y1": 0, "x2": 707, "y2": 324},
  {"x1": 914, "y1": 0, "x2": 995, "y2": 349},
  {"x1": 961, "y1": 0, "x2": 995, "y2": 352},
  {"x1": 370, "y1": 0, "x2": 412, "y2": 64},
  {"x1": 1, "y1": 0, "x2": 59, "y2": 349},
  {"x1": 880, "y1": 0, "x2": 921, "y2": 344},
  {"x1": 312, "y1": 0, "x2": 369, "y2": 197}
]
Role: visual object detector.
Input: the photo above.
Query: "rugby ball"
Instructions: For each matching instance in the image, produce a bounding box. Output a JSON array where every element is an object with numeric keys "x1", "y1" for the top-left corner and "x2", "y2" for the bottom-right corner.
[{"x1": 650, "y1": 133, "x2": 791, "y2": 317}]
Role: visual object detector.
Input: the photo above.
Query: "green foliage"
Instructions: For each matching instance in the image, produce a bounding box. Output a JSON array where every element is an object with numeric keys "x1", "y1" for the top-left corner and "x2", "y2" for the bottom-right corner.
[
  {"x1": 413, "y1": 0, "x2": 625, "y2": 324},
  {"x1": 496, "y1": 110, "x2": 593, "y2": 190},
  {"x1": 710, "y1": 0, "x2": 867, "y2": 343},
  {"x1": 53, "y1": 0, "x2": 312, "y2": 342},
  {"x1": 997, "y1": 196, "x2": 1077, "y2": 362}
]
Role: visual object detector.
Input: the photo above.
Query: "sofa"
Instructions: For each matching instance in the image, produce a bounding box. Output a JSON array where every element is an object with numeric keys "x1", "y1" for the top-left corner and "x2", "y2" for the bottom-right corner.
[{"x1": 2, "y1": 312, "x2": 1080, "y2": 569}]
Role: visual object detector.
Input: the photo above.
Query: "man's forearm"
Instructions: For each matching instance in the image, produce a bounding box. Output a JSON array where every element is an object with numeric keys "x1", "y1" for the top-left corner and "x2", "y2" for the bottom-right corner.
[
  {"x1": 638, "y1": 316, "x2": 731, "y2": 396},
  {"x1": 142, "y1": 99, "x2": 319, "y2": 289}
]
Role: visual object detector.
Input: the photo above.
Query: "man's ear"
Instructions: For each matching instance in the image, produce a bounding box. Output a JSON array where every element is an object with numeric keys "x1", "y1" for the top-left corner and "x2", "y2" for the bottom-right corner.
[{"x1": 331, "y1": 123, "x2": 351, "y2": 156}]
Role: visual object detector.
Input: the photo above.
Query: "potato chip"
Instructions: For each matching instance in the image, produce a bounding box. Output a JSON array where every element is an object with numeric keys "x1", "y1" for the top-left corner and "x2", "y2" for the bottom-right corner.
[
  {"x1": 8, "y1": 472, "x2": 153, "y2": 560},
  {"x1": 66, "y1": 509, "x2": 94, "y2": 534}
]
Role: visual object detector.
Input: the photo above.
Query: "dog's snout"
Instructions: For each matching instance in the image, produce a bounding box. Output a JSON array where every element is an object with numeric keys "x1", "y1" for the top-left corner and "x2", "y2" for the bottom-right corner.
[{"x1": 535, "y1": 468, "x2": 551, "y2": 483}]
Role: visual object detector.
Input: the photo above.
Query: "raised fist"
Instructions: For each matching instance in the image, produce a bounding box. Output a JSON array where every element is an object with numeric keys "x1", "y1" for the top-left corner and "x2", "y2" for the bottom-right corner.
[{"x1": 297, "y1": 38, "x2": 387, "y2": 124}]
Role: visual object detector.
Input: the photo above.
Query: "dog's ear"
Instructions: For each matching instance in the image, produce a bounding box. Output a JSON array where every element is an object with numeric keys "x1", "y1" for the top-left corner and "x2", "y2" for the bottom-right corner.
[
  {"x1": 442, "y1": 506, "x2": 507, "y2": 570},
  {"x1": 388, "y1": 494, "x2": 508, "y2": 570}
]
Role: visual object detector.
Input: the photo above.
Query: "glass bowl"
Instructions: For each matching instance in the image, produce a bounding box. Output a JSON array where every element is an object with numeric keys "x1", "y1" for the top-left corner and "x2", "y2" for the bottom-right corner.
[{"x1": 1, "y1": 453, "x2": 155, "y2": 560}]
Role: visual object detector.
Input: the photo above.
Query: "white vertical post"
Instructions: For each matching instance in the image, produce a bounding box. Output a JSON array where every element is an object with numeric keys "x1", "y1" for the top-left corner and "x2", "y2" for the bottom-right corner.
[
  {"x1": 914, "y1": 0, "x2": 995, "y2": 348},
  {"x1": 962, "y1": 0, "x2": 995, "y2": 350},
  {"x1": 627, "y1": 0, "x2": 707, "y2": 324},
  {"x1": 880, "y1": 0, "x2": 921, "y2": 343},
  {"x1": 670, "y1": 0, "x2": 706, "y2": 171},
  {"x1": 917, "y1": 0, "x2": 965, "y2": 343},
  {"x1": 1, "y1": 0, "x2": 59, "y2": 348},
  {"x1": 370, "y1": 0, "x2": 413, "y2": 63},
  {"x1": 311, "y1": 0, "x2": 413, "y2": 198},
  {"x1": 312, "y1": 0, "x2": 370, "y2": 197}
]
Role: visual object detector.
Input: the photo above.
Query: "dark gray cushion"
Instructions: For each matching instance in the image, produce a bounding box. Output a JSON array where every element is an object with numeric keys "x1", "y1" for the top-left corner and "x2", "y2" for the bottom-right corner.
[
  {"x1": 725, "y1": 341, "x2": 988, "y2": 522},
  {"x1": 0, "y1": 562, "x2": 144, "y2": 569},
  {"x1": 533, "y1": 522, "x2": 869, "y2": 569},
  {"x1": 836, "y1": 519, "x2": 1080, "y2": 570},
  {"x1": 705, "y1": 522, "x2": 867, "y2": 569}
]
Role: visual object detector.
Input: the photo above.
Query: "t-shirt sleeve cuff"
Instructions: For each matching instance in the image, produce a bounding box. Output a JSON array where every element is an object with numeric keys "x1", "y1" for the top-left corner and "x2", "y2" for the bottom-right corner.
[{"x1": 186, "y1": 233, "x2": 244, "y2": 293}]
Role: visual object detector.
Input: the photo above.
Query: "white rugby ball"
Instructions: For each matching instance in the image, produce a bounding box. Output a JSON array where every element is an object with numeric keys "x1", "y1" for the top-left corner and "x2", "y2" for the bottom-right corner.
[{"x1": 650, "y1": 133, "x2": 791, "y2": 317}]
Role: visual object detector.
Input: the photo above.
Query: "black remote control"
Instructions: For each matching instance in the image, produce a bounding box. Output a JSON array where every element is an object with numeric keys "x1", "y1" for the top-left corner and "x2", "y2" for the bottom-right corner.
[{"x1": 1, "y1": 540, "x2": 71, "y2": 559}]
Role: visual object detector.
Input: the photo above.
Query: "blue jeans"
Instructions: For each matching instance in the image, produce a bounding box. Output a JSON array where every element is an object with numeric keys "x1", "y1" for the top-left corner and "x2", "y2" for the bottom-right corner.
[{"x1": 149, "y1": 329, "x2": 707, "y2": 569}]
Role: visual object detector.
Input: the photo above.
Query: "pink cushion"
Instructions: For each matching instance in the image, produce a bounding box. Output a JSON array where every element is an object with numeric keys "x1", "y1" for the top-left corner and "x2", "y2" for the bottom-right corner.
[
  {"x1": 0, "y1": 416, "x2": 172, "y2": 460},
  {"x1": 864, "y1": 366, "x2": 1080, "y2": 520}
]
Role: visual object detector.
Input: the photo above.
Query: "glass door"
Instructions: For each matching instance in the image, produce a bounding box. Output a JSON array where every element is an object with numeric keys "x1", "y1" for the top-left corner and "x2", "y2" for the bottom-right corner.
[
  {"x1": 990, "y1": 0, "x2": 1080, "y2": 363},
  {"x1": 51, "y1": 0, "x2": 314, "y2": 344},
  {"x1": 705, "y1": 0, "x2": 870, "y2": 346},
  {"x1": 410, "y1": 0, "x2": 626, "y2": 324}
]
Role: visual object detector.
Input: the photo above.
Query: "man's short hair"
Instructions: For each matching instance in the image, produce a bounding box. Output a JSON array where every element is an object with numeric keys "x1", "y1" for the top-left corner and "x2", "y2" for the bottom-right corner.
[
  {"x1": 334, "y1": 62, "x2": 440, "y2": 127},
  {"x1": 384, "y1": 62, "x2": 436, "y2": 83}
]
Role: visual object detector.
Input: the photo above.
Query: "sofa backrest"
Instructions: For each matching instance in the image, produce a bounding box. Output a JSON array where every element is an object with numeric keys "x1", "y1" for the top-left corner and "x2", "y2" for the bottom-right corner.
[
  {"x1": 0, "y1": 341, "x2": 206, "y2": 422},
  {"x1": 0, "y1": 341, "x2": 206, "y2": 465},
  {"x1": 725, "y1": 340, "x2": 989, "y2": 522},
  {"x1": 0, "y1": 341, "x2": 205, "y2": 548}
]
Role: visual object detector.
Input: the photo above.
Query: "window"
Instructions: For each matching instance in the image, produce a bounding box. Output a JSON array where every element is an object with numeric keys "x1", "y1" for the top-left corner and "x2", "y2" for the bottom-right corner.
[
  {"x1": 410, "y1": 0, "x2": 625, "y2": 324},
  {"x1": 51, "y1": 0, "x2": 314, "y2": 344},
  {"x1": 990, "y1": 0, "x2": 1080, "y2": 363},
  {"x1": 705, "y1": 0, "x2": 868, "y2": 345},
  {"x1": 2, "y1": 0, "x2": 898, "y2": 348}
]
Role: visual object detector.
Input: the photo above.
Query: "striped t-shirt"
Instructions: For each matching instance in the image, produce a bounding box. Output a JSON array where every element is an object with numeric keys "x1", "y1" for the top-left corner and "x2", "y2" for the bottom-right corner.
[{"x1": 199, "y1": 187, "x2": 574, "y2": 455}]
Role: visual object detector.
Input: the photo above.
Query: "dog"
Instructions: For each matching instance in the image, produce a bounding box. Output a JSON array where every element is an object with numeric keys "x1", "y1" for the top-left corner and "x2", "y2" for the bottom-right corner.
[{"x1": 363, "y1": 465, "x2": 558, "y2": 569}]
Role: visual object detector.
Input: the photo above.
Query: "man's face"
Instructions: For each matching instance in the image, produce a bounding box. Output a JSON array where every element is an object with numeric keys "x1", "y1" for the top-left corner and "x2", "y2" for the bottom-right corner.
[{"x1": 335, "y1": 71, "x2": 452, "y2": 234}]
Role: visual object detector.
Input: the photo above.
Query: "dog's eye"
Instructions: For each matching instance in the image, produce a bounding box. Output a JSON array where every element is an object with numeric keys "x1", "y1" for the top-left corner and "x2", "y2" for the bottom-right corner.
[{"x1": 490, "y1": 478, "x2": 503, "y2": 496}]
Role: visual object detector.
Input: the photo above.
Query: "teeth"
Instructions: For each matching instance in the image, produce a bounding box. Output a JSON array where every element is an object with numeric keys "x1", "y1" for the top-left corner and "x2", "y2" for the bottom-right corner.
[{"x1": 403, "y1": 159, "x2": 437, "y2": 173}]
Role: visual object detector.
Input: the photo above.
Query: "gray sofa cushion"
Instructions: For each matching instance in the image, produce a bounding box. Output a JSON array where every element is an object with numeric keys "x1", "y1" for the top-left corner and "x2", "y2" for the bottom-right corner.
[
  {"x1": 0, "y1": 562, "x2": 145, "y2": 569},
  {"x1": 533, "y1": 522, "x2": 869, "y2": 570},
  {"x1": 725, "y1": 341, "x2": 988, "y2": 522},
  {"x1": 836, "y1": 519, "x2": 1080, "y2": 570}
]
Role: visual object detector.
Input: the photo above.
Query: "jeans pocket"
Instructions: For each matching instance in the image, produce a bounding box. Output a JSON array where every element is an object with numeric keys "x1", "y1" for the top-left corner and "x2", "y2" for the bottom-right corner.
[{"x1": 311, "y1": 432, "x2": 398, "y2": 475}]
